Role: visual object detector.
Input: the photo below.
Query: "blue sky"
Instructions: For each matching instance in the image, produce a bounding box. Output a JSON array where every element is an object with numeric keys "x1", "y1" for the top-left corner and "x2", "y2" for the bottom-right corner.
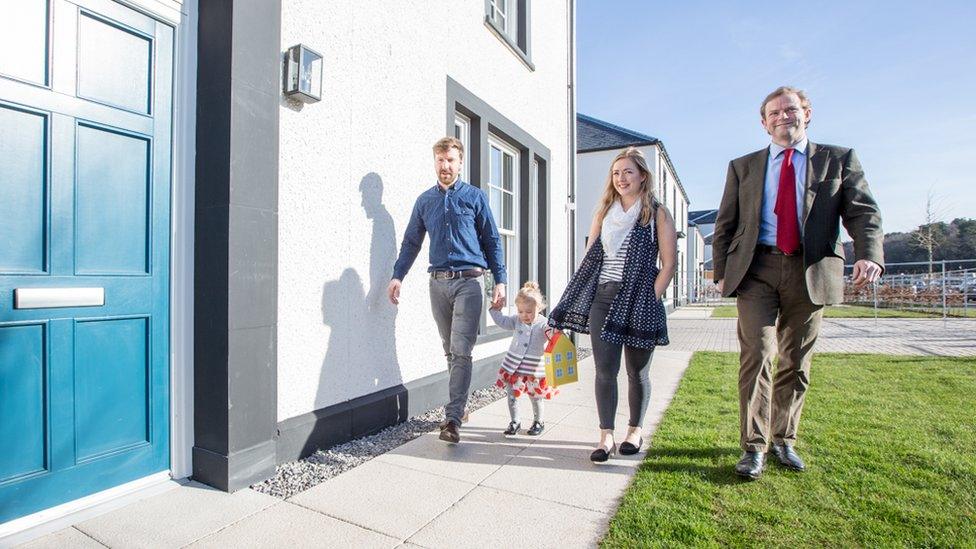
[{"x1": 577, "y1": 0, "x2": 976, "y2": 234}]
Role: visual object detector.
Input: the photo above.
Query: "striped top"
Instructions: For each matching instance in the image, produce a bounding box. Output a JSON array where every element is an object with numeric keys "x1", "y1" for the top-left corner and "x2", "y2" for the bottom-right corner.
[
  {"x1": 599, "y1": 229, "x2": 632, "y2": 283},
  {"x1": 489, "y1": 309, "x2": 550, "y2": 378}
]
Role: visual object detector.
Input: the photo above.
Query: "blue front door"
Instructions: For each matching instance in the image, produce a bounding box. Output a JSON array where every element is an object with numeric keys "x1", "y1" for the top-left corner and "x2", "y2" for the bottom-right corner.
[{"x1": 0, "y1": 0, "x2": 173, "y2": 523}]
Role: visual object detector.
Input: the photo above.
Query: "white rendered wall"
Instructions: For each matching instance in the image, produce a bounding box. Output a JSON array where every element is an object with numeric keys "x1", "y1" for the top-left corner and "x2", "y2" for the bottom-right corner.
[{"x1": 276, "y1": 1, "x2": 572, "y2": 421}]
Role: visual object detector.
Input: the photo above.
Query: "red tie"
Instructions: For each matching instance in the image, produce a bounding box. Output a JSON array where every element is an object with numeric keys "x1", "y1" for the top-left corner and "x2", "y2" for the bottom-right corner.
[{"x1": 774, "y1": 148, "x2": 800, "y2": 255}]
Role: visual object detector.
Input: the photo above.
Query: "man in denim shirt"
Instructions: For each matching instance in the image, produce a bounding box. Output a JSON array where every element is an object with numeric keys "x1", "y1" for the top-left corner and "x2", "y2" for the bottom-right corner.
[{"x1": 388, "y1": 137, "x2": 507, "y2": 443}]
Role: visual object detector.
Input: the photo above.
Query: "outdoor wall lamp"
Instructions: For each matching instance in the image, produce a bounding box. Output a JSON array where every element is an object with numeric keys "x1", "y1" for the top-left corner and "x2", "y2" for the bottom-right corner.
[{"x1": 283, "y1": 44, "x2": 323, "y2": 103}]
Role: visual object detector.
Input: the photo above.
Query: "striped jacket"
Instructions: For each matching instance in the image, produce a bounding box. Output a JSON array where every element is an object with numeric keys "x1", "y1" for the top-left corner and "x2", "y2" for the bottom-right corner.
[{"x1": 489, "y1": 310, "x2": 551, "y2": 378}]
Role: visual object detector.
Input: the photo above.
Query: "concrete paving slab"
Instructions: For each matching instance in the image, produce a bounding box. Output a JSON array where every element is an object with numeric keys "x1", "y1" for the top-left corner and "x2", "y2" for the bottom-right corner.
[
  {"x1": 73, "y1": 482, "x2": 277, "y2": 549},
  {"x1": 16, "y1": 527, "x2": 104, "y2": 549},
  {"x1": 187, "y1": 502, "x2": 397, "y2": 549},
  {"x1": 288, "y1": 459, "x2": 475, "y2": 540},
  {"x1": 374, "y1": 431, "x2": 521, "y2": 484},
  {"x1": 554, "y1": 404, "x2": 631, "y2": 431},
  {"x1": 481, "y1": 445, "x2": 638, "y2": 514},
  {"x1": 406, "y1": 486, "x2": 607, "y2": 549},
  {"x1": 529, "y1": 420, "x2": 618, "y2": 460}
]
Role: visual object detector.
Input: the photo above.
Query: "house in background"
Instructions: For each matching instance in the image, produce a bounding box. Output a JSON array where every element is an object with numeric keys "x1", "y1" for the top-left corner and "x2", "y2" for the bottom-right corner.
[
  {"x1": 575, "y1": 114, "x2": 690, "y2": 309},
  {"x1": 687, "y1": 223, "x2": 706, "y2": 302},
  {"x1": 0, "y1": 0, "x2": 576, "y2": 541},
  {"x1": 689, "y1": 209, "x2": 718, "y2": 282}
]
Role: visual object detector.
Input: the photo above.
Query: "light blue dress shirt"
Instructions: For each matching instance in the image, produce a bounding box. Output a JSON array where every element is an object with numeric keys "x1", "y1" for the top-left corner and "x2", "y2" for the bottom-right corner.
[{"x1": 759, "y1": 137, "x2": 808, "y2": 246}]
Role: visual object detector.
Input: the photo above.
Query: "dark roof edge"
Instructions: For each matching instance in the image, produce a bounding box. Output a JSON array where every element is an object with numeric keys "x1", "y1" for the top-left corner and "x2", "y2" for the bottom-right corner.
[{"x1": 578, "y1": 141, "x2": 658, "y2": 153}]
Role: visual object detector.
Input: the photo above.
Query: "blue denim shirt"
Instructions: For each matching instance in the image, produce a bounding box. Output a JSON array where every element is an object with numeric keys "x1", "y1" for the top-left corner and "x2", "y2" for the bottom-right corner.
[{"x1": 392, "y1": 180, "x2": 507, "y2": 284}]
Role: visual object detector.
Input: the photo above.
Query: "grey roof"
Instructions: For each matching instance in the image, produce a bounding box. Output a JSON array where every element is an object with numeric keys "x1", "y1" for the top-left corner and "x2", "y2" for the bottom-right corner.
[
  {"x1": 689, "y1": 209, "x2": 718, "y2": 225},
  {"x1": 577, "y1": 113, "x2": 659, "y2": 152},
  {"x1": 576, "y1": 113, "x2": 690, "y2": 204}
]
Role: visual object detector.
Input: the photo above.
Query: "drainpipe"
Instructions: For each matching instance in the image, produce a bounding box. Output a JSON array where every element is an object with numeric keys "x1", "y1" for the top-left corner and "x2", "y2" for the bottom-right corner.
[{"x1": 567, "y1": 0, "x2": 577, "y2": 277}]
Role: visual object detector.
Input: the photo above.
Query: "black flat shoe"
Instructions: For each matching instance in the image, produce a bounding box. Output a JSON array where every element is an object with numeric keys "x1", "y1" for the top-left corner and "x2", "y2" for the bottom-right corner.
[
  {"x1": 590, "y1": 443, "x2": 616, "y2": 463},
  {"x1": 527, "y1": 421, "x2": 545, "y2": 436},
  {"x1": 620, "y1": 438, "x2": 643, "y2": 455},
  {"x1": 734, "y1": 451, "x2": 766, "y2": 480},
  {"x1": 503, "y1": 421, "x2": 521, "y2": 436},
  {"x1": 770, "y1": 443, "x2": 806, "y2": 471}
]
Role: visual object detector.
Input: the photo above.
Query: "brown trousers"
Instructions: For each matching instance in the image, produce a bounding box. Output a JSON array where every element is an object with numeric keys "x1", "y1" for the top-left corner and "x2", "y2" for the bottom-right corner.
[{"x1": 736, "y1": 251, "x2": 824, "y2": 452}]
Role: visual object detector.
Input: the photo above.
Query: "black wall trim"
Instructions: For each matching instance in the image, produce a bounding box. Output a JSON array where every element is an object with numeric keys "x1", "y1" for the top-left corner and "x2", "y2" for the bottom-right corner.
[
  {"x1": 193, "y1": 0, "x2": 281, "y2": 492},
  {"x1": 276, "y1": 354, "x2": 505, "y2": 463}
]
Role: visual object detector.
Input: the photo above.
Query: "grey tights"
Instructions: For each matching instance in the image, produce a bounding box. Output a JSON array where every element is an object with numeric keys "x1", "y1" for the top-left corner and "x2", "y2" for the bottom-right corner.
[
  {"x1": 506, "y1": 384, "x2": 543, "y2": 423},
  {"x1": 589, "y1": 282, "x2": 654, "y2": 430}
]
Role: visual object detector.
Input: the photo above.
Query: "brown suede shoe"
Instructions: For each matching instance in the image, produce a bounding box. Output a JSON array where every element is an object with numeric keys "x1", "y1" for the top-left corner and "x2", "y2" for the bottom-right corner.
[{"x1": 439, "y1": 421, "x2": 460, "y2": 444}]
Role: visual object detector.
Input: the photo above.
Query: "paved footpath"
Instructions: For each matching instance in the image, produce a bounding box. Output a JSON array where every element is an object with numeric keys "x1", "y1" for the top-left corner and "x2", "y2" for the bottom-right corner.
[
  {"x1": 15, "y1": 350, "x2": 693, "y2": 549},
  {"x1": 668, "y1": 311, "x2": 976, "y2": 357},
  {"x1": 15, "y1": 309, "x2": 974, "y2": 548}
]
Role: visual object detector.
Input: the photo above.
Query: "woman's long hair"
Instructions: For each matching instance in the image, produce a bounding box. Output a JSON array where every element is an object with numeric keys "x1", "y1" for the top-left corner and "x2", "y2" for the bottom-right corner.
[{"x1": 595, "y1": 147, "x2": 657, "y2": 226}]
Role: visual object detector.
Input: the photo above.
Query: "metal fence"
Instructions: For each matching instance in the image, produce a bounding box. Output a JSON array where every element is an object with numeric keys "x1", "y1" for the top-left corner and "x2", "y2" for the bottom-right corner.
[
  {"x1": 844, "y1": 259, "x2": 976, "y2": 318},
  {"x1": 692, "y1": 259, "x2": 976, "y2": 318}
]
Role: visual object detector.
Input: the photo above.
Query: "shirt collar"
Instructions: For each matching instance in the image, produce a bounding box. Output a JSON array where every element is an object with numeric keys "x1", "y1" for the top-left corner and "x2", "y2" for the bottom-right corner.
[
  {"x1": 435, "y1": 177, "x2": 463, "y2": 193},
  {"x1": 769, "y1": 137, "x2": 808, "y2": 159}
]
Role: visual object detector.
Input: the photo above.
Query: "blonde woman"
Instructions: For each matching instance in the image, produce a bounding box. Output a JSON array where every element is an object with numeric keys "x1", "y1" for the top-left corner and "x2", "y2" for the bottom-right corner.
[{"x1": 549, "y1": 147, "x2": 676, "y2": 462}]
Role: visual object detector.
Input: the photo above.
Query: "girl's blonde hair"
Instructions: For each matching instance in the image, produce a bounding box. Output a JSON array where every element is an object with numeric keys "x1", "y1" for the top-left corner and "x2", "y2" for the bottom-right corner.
[
  {"x1": 596, "y1": 147, "x2": 657, "y2": 226},
  {"x1": 514, "y1": 281, "x2": 547, "y2": 310}
]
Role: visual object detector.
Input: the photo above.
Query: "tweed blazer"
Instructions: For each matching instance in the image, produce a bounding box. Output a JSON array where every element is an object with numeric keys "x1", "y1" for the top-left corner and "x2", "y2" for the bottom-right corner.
[{"x1": 712, "y1": 142, "x2": 884, "y2": 305}]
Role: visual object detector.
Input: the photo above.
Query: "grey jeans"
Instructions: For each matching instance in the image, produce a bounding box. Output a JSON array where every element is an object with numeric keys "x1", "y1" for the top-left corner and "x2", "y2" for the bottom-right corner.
[
  {"x1": 429, "y1": 275, "x2": 484, "y2": 425},
  {"x1": 589, "y1": 281, "x2": 654, "y2": 430}
]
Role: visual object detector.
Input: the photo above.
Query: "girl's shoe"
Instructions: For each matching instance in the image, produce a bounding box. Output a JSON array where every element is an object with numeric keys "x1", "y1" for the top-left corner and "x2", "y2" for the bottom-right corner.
[
  {"x1": 527, "y1": 421, "x2": 545, "y2": 436},
  {"x1": 620, "y1": 437, "x2": 643, "y2": 455},
  {"x1": 590, "y1": 443, "x2": 616, "y2": 463},
  {"x1": 503, "y1": 421, "x2": 521, "y2": 435}
]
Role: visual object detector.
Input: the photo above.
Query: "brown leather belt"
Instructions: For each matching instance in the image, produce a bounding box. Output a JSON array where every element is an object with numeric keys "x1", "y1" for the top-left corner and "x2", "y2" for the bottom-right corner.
[
  {"x1": 431, "y1": 268, "x2": 484, "y2": 280},
  {"x1": 756, "y1": 244, "x2": 803, "y2": 257}
]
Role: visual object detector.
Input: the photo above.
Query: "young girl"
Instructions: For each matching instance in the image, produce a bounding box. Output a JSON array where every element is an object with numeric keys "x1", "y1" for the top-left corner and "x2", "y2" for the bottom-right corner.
[{"x1": 490, "y1": 281, "x2": 558, "y2": 436}]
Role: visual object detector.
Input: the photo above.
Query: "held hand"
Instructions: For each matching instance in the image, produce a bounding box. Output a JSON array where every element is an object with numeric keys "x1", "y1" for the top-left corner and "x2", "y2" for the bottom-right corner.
[
  {"x1": 717, "y1": 279, "x2": 724, "y2": 294},
  {"x1": 491, "y1": 283, "x2": 506, "y2": 309},
  {"x1": 851, "y1": 260, "x2": 882, "y2": 288},
  {"x1": 387, "y1": 279, "x2": 402, "y2": 305}
]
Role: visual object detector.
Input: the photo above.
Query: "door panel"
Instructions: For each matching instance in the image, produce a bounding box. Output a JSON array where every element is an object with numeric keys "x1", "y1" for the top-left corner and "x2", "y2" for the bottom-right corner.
[
  {"x1": 0, "y1": 0, "x2": 173, "y2": 523},
  {"x1": 0, "y1": 104, "x2": 48, "y2": 274},
  {"x1": 74, "y1": 317, "x2": 150, "y2": 461},
  {"x1": 0, "y1": 2, "x2": 49, "y2": 86},
  {"x1": 77, "y1": 11, "x2": 152, "y2": 114},
  {"x1": 0, "y1": 324, "x2": 47, "y2": 483},
  {"x1": 75, "y1": 123, "x2": 151, "y2": 274}
]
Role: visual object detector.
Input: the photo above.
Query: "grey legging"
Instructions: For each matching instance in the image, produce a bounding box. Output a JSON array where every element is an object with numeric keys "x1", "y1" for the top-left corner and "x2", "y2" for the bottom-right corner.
[{"x1": 589, "y1": 281, "x2": 654, "y2": 430}]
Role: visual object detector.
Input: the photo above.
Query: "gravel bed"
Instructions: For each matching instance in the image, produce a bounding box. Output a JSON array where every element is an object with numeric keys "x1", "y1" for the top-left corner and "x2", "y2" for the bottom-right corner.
[{"x1": 252, "y1": 346, "x2": 592, "y2": 500}]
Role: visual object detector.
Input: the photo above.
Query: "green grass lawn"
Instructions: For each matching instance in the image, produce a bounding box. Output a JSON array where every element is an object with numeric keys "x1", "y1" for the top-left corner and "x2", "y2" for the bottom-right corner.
[
  {"x1": 709, "y1": 304, "x2": 975, "y2": 319},
  {"x1": 603, "y1": 352, "x2": 976, "y2": 548}
]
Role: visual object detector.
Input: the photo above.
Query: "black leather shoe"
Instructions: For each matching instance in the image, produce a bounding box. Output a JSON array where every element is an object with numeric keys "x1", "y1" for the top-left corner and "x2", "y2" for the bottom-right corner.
[
  {"x1": 590, "y1": 443, "x2": 616, "y2": 463},
  {"x1": 439, "y1": 421, "x2": 460, "y2": 444},
  {"x1": 527, "y1": 421, "x2": 545, "y2": 436},
  {"x1": 770, "y1": 443, "x2": 806, "y2": 471},
  {"x1": 620, "y1": 438, "x2": 643, "y2": 455},
  {"x1": 503, "y1": 421, "x2": 521, "y2": 436},
  {"x1": 734, "y1": 451, "x2": 766, "y2": 480}
]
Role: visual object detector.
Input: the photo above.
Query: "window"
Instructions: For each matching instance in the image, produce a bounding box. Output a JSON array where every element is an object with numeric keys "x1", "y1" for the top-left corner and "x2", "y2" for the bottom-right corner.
[
  {"x1": 487, "y1": 0, "x2": 514, "y2": 35},
  {"x1": 485, "y1": 0, "x2": 532, "y2": 68},
  {"x1": 447, "y1": 77, "x2": 550, "y2": 340},
  {"x1": 487, "y1": 135, "x2": 519, "y2": 320},
  {"x1": 454, "y1": 112, "x2": 471, "y2": 182}
]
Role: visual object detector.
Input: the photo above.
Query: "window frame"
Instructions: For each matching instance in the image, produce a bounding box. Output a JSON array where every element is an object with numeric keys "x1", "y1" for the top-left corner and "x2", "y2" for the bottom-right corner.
[
  {"x1": 484, "y1": 0, "x2": 534, "y2": 70},
  {"x1": 454, "y1": 111, "x2": 471, "y2": 182},
  {"x1": 486, "y1": 135, "x2": 520, "y2": 323}
]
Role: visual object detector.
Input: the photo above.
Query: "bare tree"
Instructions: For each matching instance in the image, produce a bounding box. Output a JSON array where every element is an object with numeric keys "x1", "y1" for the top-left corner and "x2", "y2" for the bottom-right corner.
[{"x1": 912, "y1": 188, "x2": 950, "y2": 275}]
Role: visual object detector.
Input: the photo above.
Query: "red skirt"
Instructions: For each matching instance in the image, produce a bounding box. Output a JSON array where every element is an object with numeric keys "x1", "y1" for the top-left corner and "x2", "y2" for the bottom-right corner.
[{"x1": 494, "y1": 368, "x2": 559, "y2": 400}]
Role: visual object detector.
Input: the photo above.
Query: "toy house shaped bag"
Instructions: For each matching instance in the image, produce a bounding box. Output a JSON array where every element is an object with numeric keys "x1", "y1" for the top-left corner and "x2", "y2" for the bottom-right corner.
[{"x1": 543, "y1": 329, "x2": 578, "y2": 387}]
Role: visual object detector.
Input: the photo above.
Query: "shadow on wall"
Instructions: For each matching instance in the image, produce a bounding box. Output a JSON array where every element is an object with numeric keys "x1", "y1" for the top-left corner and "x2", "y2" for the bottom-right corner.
[{"x1": 311, "y1": 173, "x2": 403, "y2": 451}]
